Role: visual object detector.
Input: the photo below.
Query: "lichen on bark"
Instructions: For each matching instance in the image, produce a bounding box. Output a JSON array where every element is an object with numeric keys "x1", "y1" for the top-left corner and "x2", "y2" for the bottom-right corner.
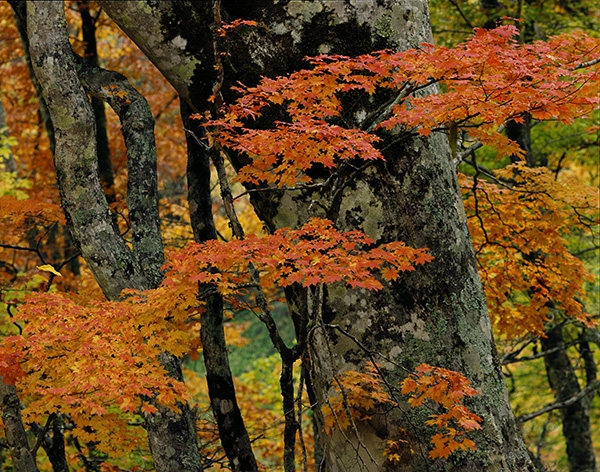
[{"x1": 87, "y1": 1, "x2": 537, "y2": 470}]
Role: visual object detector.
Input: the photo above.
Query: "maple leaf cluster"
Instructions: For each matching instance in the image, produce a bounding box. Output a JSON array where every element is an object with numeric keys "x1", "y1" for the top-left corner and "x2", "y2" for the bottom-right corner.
[
  {"x1": 323, "y1": 362, "x2": 482, "y2": 461},
  {"x1": 165, "y1": 217, "x2": 433, "y2": 293},
  {"x1": 0, "y1": 286, "x2": 200, "y2": 454},
  {"x1": 401, "y1": 364, "x2": 482, "y2": 459},
  {"x1": 199, "y1": 25, "x2": 599, "y2": 187}
]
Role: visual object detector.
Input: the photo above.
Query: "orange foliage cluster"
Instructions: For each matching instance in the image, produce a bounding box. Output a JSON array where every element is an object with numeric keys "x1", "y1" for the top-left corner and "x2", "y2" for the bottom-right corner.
[
  {"x1": 461, "y1": 163, "x2": 598, "y2": 337},
  {"x1": 401, "y1": 364, "x2": 482, "y2": 459},
  {"x1": 166, "y1": 217, "x2": 433, "y2": 292},
  {"x1": 202, "y1": 25, "x2": 599, "y2": 186},
  {"x1": 0, "y1": 287, "x2": 199, "y2": 455},
  {"x1": 0, "y1": 195, "x2": 64, "y2": 228},
  {"x1": 324, "y1": 363, "x2": 482, "y2": 461}
]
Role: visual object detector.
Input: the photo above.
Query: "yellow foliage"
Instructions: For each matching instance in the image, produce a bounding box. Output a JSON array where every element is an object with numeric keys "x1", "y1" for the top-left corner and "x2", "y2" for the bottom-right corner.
[{"x1": 460, "y1": 163, "x2": 598, "y2": 338}]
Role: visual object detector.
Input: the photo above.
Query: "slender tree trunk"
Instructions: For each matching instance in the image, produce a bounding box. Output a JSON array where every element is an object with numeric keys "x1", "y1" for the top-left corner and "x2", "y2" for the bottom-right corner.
[
  {"x1": 7, "y1": 0, "x2": 55, "y2": 154},
  {"x1": 200, "y1": 292, "x2": 259, "y2": 472},
  {"x1": 542, "y1": 326, "x2": 597, "y2": 472},
  {"x1": 78, "y1": 0, "x2": 115, "y2": 202},
  {"x1": 0, "y1": 381, "x2": 38, "y2": 472},
  {"x1": 30, "y1": 415, "x2": 70, "y2": 472},
  {"x1": 182, "y1": 96, "x2": 259, "y2": 471}
]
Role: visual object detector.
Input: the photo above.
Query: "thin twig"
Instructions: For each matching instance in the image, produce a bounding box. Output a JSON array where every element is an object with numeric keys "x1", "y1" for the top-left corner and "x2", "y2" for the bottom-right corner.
[{"x1": 502, "y1": 339, "x2": 579, "y2": 365}]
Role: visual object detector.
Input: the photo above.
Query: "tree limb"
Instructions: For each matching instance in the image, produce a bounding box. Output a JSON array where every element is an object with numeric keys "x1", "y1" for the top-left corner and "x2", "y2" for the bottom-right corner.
[
  {"x1": 517, "y1": 379, "x2": 600, "y2": 422},
  {"x1": 74, "y1": 55, "x2": 164, "y2": 287}
]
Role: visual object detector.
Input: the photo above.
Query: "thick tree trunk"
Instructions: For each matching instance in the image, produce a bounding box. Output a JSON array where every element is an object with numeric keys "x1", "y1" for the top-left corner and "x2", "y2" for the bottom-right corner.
[{"x1": 98, "y1": 1, "x2": 535, "y2": 470}]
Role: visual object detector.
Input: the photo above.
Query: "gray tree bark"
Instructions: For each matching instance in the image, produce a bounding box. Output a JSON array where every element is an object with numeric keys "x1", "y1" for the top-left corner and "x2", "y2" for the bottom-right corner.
[
  {"x1": 0, "y1": 381, "x2": 38, "y2": 472},
  {"x1": 49, "y1": 1, "x2": 537, "y2": 470},
  {"x1": 542, "y1": 327, "x2": 597, "y2": 472},
  {"x1": 25, "y1": 3, "x2": 202, "y2": 472}
]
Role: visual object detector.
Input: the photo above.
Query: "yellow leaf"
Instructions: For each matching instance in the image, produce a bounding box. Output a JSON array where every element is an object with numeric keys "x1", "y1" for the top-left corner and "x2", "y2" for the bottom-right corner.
[{"x1": 36, "y1": 264, "x2": 62, "y2": 277}]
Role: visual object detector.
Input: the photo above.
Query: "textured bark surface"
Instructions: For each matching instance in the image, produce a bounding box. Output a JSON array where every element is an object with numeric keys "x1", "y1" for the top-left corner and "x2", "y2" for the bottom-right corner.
[
  {"x1": 201, "y1": 292, "x2": 259, "y2": 472},
  {"x1": 542, "y1": 327, "x2": 597, "y2": 472},
  {"x1": 26, "y1": 3, "x2": 202, "y2": 472},
  {"x1": 0, "y1": 380, "x2": 38, "y2": 472},
  {"x1": 96, "y1": 0, "x2": 217, "y2": 111},
  {"x1": 27, "y1": 1, "x2": 150, "y2": 300},
  {"x1": 144, "y1": 352, "x2": 203, "y2": 472},
  {"x1": 97, "y1": 1, "x2": 537, "y2": 471},
  {"x1": 74, "y1": 56, "x2": 164, "y2": 287}
]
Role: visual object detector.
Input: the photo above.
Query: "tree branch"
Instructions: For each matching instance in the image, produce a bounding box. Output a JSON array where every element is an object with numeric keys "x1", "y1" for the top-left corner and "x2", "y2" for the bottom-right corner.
[
  {"x1": 74, "y1": 55, "x2": 164, "y2": 287},
  {"x1": 518, "y1": 379, "x2": 600, "y2": 422}
]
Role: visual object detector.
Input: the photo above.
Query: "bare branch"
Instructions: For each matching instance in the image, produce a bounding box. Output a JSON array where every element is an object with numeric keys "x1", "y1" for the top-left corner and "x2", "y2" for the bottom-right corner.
[{"x1": 517, "y1": 379, "x2": 600, "y2": 422}]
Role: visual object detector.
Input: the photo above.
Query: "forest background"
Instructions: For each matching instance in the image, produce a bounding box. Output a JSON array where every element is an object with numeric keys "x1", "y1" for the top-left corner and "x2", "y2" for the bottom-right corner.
[{"x1": 0, "y1": 0, "x2": 598, "y2": 471}]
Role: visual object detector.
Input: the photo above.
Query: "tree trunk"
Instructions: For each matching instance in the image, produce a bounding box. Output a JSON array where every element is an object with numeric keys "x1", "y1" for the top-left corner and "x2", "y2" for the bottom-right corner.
[
  {"x1": 95, "y1": 1, "x2": 535, "y2": 470},
  {"x1": 25, "y1": 3, "x2": 202, "y2": 471},
  {"x1": 542, "y1": 326, "x2": 597, "y2": 472},
  {"x1": 77, "y1": 0, "x2": 115, "y2": 202},
  {"x1": 0, "y1": 381, "x2": 38, "y2": 472},
  {"x1": 182, "y1": 100, "x2": 259, "y2": 471},
  {"x1": 7, "y1": 0, "x2": 55, "y2": 154}
]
